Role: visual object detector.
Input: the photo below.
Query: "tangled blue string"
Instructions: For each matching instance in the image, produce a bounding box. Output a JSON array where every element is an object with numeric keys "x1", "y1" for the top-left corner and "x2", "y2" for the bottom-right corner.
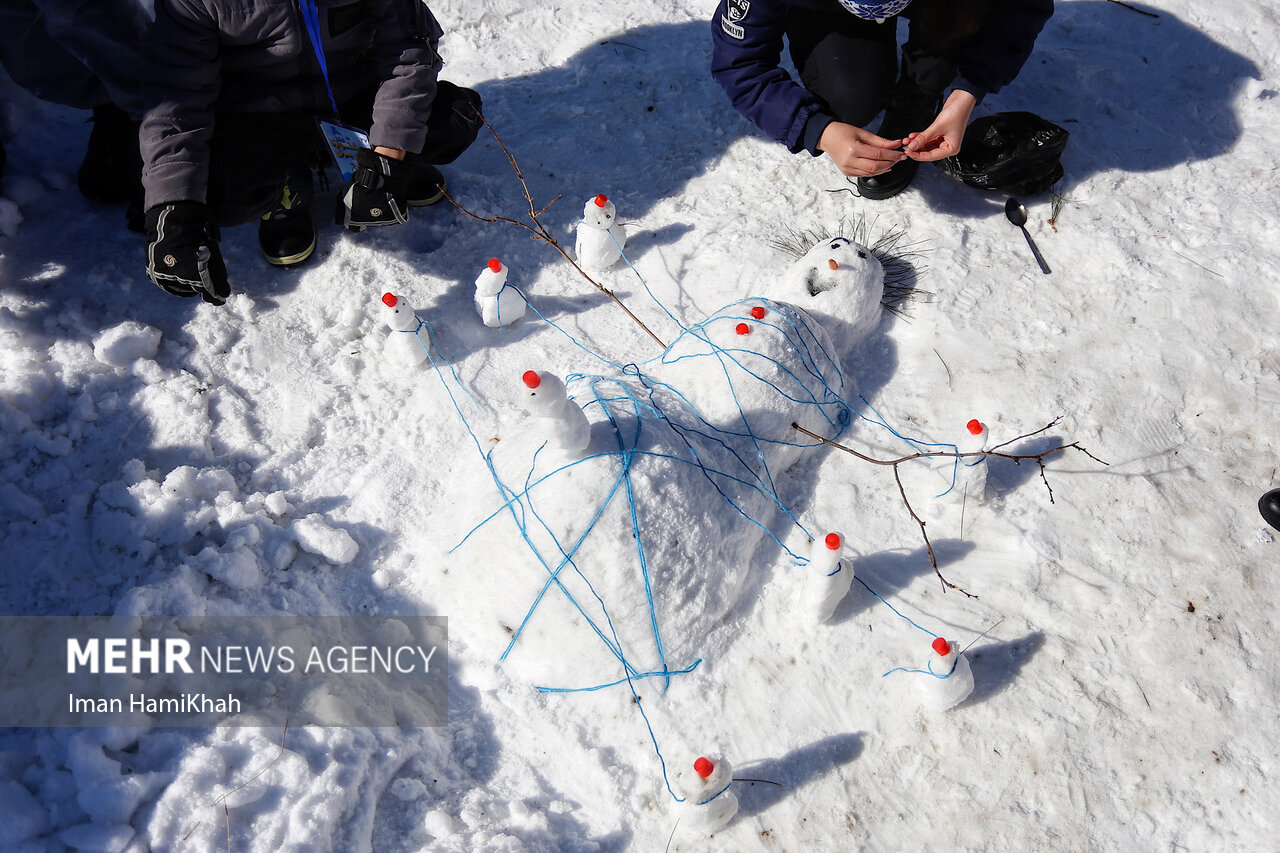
[{"x1": 398, "y1": 245, "x2": 956, "y2": 800}]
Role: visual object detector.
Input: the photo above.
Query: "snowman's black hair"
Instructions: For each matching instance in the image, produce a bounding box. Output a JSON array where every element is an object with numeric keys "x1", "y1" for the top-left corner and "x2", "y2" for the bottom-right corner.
[{"x1": 768, "y1": 215, "x2": 929, "y2": 318}]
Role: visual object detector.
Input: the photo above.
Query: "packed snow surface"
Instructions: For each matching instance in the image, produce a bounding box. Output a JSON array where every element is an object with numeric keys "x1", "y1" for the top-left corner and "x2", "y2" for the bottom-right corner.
[{"x1": 2, "y1": 0, "x2": 1279, "y2": 850}]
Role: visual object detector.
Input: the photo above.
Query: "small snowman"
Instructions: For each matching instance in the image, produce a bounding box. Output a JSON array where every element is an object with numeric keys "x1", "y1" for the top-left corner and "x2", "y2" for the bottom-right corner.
[
  {"x1": 474, "y1": 257, "x2": 527, "y2": 328},
  {"x1": 520, "y1": 369, "x2": 591, "y2": 456},
  {"x1": 946, "y1": 418, "x2": 989, "y2": 505},
  {"x1": 802, "y1": 532, "x2": 853, "y2": 626},
  {"x1": 674, "y1": 755, "x2": 738, "y2": 834},
  {"x1": 574, "y1": 193, "x2": 626, "y2": 271},
  {"x1": 380, "y1": 292, "x2": 426, "y2": 367},
  {"x1": 915, "y1": 636, "x2": 975, "y2": 712}
]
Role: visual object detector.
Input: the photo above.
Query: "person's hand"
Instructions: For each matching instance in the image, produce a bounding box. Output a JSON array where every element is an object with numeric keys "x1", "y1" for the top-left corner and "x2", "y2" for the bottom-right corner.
[
  {"x1": 144, "y1": 201, "x2": 230, "y2": 305},
  {"x1": 336, "y1": 148, "x2": 412, "y2": 231},
  {"x1": 818, "y1": 122, "x2": 908, "y2": 178},
  {"x1": 903, "y1": 90, "x2": 978, "y2": 162}
]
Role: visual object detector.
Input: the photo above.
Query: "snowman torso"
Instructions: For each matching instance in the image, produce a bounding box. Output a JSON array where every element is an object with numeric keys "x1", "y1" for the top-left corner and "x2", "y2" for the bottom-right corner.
[
  {"x1": 381, "y1": 294, "x2": 427, "y2": 366},
  {"x1": 575, "y1": 195, "x2": 625, "y2": 270}
]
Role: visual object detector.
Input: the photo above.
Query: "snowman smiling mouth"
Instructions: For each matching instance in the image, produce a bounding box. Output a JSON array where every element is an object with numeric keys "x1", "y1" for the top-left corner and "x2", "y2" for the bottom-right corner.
[{"x1": 804, "y1": 259, "x2": 842, "y2": 296}]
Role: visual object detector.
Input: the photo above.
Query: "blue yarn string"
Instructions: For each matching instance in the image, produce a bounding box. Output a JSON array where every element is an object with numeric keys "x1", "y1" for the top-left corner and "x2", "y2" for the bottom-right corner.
[
  {"x1": 536, "y1": 659, "x2": 703, "y2": 694},
  {"x1": 853, "y1": 575, "x2": 938, "y2": 638},
  {"x1": 397, "y1": 273, "x2": 956, "y2": 802}
]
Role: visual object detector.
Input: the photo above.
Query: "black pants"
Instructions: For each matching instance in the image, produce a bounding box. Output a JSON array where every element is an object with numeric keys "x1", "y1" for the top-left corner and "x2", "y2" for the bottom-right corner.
[
  {"x1": 786, "y1": 0, "x2": 992, "y2": 129},
  {"x1": 206, "y1": 80, "x2": 482, "y2": 227}
]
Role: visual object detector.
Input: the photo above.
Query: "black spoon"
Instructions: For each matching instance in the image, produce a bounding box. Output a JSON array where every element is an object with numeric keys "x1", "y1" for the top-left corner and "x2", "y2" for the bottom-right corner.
[{"x1": 1005, "y1": 198, "x2": 1051, "y2": 275}]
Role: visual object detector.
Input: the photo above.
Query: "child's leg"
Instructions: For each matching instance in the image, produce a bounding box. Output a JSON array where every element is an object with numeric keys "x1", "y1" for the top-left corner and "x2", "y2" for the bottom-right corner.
[
  {"x1": 785, "y1": 5, "x2": 899, "y2": 129},
  {"x1": 206, "y1": 112, "x2": 322, "y2": 227}
]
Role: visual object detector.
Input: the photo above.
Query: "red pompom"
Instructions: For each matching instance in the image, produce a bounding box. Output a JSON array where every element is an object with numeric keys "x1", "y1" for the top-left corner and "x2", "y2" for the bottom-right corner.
[
  {"x1": 693, "y1": 757, "x2": 714, "y2": 778},
  {"x1": 381, "y1": 293, "x2": 398, "y2": 307},
  {"x1": 932, "y1": 637, "x2": 952, "y2": 656},
  {"x1": 824, "y1": 532, "x2": 841, "y2": 551},
  {"x1": 522, "y1": 370, "x2": 542, "y2": 389}
]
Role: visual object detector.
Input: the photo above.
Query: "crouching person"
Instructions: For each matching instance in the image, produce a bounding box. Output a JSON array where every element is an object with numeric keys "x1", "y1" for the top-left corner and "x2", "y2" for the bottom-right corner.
[{"x1": 140, "y1": 0, "x2": 482, "y2": 304}]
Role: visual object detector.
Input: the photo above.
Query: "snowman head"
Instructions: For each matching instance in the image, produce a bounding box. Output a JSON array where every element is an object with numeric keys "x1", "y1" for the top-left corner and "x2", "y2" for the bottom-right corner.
[
  {"x1": 475, "y1": 258, "x2": 508, "y2": 296},
  {"x1": 776, "y1": 236, "x2": 886, "y2": 346},
  {"x1": 381, "y1": 292, "x2": 419, "y2": 332},
  {"x1": 521, "y1": 369, "x2": 567, "y2": 415},
  {"x1": 581, "y1": 193, "x2": 616, "y2": 229}
]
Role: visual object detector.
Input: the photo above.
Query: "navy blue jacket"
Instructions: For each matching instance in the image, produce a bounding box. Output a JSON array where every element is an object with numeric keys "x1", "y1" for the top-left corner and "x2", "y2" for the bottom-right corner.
[{"x1": 711, "y1": 0, "x2": 1054, "y2": 155}]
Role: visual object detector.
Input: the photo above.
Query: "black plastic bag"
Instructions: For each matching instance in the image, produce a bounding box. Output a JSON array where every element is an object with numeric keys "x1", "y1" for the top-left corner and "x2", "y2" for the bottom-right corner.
[{"x1": 942, "y1": 112, "x2": 1069, "y2": 196}]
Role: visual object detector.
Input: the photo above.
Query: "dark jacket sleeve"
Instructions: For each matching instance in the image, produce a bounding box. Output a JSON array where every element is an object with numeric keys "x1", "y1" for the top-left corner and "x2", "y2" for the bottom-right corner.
[
  {"x1": 140, "y1": 0, "x2": 222, "y2": 208},
  {"x1": 953, "y1": 0, "x2": 1054, "y2": 100},
  {"x1": 710, "y1": 0, "x2": 831, "y2": 155},
  {"x1": 366, "y1": 0, "x2": 445, "y2": 154}
]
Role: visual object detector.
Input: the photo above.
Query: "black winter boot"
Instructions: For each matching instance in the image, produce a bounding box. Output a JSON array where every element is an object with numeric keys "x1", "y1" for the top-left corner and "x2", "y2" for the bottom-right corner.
[
  {"x1": 78, "y1": 103, "x2": 143, "y2": 204},
  {"x1": 258, "y1": 164, "x2": 316, "y2": 267},
  {"x1": 857, "y1": 77, "x2": 943, "y2": 201}
]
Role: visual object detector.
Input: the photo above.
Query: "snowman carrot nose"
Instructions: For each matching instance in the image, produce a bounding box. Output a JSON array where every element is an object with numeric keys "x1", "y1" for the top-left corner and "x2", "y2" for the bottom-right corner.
[{"x1": 828, "y1": 259, "x2": 839, "y2": 271}]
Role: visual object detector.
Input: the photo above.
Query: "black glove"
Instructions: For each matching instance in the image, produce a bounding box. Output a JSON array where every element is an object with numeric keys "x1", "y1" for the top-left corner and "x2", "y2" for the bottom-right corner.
[
  {"x1": 145, "y1": 201, "x2": 230, "y2": 305},
  {"x1": 336, "y1": 148, "x2": 412, "y2": 232}
]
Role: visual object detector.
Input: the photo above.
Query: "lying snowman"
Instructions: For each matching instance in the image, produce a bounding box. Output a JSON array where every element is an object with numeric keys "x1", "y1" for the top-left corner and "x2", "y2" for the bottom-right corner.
[{"x1": 479, "y1": 230, "x2": 913, "y2": 687}]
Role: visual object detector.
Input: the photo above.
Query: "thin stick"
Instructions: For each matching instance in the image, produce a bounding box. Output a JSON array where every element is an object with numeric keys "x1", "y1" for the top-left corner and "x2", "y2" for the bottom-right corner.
[
  {"x1": 1106, "y1": 0, "x2": 1159, "y2": 17},
  {"x1": 442, "y1": 109, "x2": 667, "y2": 350},
  {"x1": 792, "y1": 419, "x2": 1107, "y2": 595},
  {"x1": 198, "y1": 721, "x2": 290, "y2": 853},
  {"x1": 664, "y1": 816, "x2": 682, "y2": 853},
  {"x1": 933, "y1": 348, "x2": 953, "y2": 390},
  {"x1": 1169, "y1": 249, "x2": 1223, "y2": 279},
  {"x1": 961, "y1": 618, "x2": 1005, "y2": 654}
]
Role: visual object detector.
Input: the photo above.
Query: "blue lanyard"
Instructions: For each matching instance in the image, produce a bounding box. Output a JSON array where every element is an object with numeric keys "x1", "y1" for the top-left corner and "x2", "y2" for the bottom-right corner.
[{"x1": 299, "y1": 0, "x2": 339, "y2": 114}]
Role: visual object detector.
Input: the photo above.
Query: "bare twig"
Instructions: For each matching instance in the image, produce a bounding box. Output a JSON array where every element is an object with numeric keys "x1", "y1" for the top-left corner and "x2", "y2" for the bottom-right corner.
[
  {"x1": 933, "y1": 348, "x2": 953, "y2": 390},
  {"x1": 442, "y1": 109, "x2": 667, "y2": 350},
  {"x1": 183, "y1": 721, "x2": 290, "y2": 852},
  {"x1": 1169, "y1": 249, "x2": 1223, "y2": 279},
  {"x1": 791, "y1": 418, "x2": 1107, "y2": 595},
  {"x1": 1106, "y1": 0, "x2": 1159, "y2": 17}
]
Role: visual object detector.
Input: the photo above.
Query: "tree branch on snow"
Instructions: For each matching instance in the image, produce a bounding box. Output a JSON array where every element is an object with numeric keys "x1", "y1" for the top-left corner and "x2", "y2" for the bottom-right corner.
[
  {"x1": 440, "y1": 108, "x2": 668, "y2": 350},
  {"x1": 791, "y1": 417, "x2": 1107, "y2": 597}
]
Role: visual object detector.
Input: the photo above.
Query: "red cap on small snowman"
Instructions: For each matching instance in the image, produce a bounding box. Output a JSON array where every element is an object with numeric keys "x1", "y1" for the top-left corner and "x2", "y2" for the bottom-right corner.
[
  {"x1": 693, "y1": 757, "x2": 714, "y2": 778},
  {"x1": 932, "y1": 637, "x2": 952, "y2": 656},
  {"x1": 488, "y1": 258, "x2": 503, "y2": 273},
  {"x1": 382, "y1": 293, "x2": 398, "y2": 307},
  {"x1": 522, "y1": 370, "x2": 542, "y2": 389},
  {"x1": 750, "y1": 306, "x2": 766, "y2": 320},
  {"x1": 824, "y1": 532, "x2": 841, "y2": 550},
  {"x1": 966, "y1": 419, "x2": 985, "y2": 435},
  {"x1": 735, "y1": 323, "x2": 750, "y2": 335},
  {"x1": 594, "y1": 194, "x2": 608, "y2": 208}
]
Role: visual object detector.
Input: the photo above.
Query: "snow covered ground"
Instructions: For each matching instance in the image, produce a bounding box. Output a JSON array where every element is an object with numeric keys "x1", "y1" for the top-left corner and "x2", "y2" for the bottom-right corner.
[{"x1": 2, "y1": 0, "x2": 1278, "y2": 850}]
